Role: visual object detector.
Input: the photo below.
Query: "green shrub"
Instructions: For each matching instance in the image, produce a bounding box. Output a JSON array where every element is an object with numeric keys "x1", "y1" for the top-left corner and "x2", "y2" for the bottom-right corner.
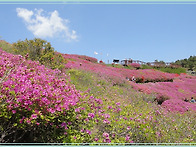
[
  {"x1": 12, "y1": 38, "x2": 67, "y2": 70},
  {"x1": 13, "y1": 38, "x2": 52, "y2": 60},
  {"x1": 40, "y1": 52, "x2": 67, "y2": 70}
]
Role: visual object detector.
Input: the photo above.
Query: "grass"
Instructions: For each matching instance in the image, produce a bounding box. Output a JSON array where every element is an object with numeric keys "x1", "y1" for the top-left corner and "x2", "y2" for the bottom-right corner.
[
  {"x1": 141, "y1": 64, "x2": 186, "y2": 74},
  {"x1": 157, "y1": 67, "x2": 186, "y2": 74}
]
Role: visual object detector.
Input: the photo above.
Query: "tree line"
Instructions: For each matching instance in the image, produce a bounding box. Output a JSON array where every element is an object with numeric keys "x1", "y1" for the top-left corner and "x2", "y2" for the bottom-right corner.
[{"x1": 175, "y1": 56, "x2": 196, "y2": 71}]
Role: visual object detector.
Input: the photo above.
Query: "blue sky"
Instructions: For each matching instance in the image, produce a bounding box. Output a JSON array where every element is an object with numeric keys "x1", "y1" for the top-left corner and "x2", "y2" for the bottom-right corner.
[{"x1": 0, "y1": 3, "x2": 196, "y2": 63}]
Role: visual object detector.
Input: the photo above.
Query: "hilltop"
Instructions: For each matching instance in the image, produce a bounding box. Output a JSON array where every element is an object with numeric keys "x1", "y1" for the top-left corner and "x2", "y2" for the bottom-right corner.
[{"x1": 0, "y1": 39, "x2": 195, "y2": 143}]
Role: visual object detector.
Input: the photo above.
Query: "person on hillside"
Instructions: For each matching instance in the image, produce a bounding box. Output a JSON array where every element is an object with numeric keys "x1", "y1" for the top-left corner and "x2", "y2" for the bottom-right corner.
[
  {"x1": 132, "y1": 76, "x2": 135, "y2": 82},
  {"x1": 184, "y1": 98, "x2": 189, "y2": 102},
  {"x1": 190, "y1": 97, "x2": 196, "y2": 103}
]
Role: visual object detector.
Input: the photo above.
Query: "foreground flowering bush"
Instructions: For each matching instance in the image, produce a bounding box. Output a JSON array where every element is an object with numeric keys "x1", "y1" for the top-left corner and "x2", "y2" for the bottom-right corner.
[{"x1": 0, "y1": 49, "x2": 92, "y2": 142}]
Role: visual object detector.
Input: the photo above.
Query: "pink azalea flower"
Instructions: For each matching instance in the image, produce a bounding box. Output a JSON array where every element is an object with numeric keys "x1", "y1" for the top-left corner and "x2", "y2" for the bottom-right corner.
[{"x1": 12, "y1": 110, "x2": 16, "y2": 114}]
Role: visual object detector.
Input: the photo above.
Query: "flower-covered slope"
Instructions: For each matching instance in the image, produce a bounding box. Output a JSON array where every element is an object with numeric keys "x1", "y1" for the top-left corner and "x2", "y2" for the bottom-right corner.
[
  {"x1": 0, "y1": 48, "x2": 196, "y2": 143},
  {"x1": 1, "y1": 47, "x2": 195, "y2": 114},
  {"x1": 62, "y1": 53, "x2": 196, "y2": 113},
  {"x1": 63, "y1": 54, "x2": 178, "y2": 83}
]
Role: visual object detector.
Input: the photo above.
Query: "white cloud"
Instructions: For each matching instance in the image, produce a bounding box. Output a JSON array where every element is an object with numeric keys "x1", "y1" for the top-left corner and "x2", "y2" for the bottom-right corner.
[{"x1": 16, "y1": 8, "x2": 78, "y2": 41}]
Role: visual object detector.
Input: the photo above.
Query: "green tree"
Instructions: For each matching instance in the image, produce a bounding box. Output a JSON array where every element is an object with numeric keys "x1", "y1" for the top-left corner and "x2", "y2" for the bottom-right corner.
[
  {"x1": 12, "y1": 38, "x2": 66, "y2": 70},
  {"x1": 13, "y1": 38, "x2": 54, "y2": 61}
]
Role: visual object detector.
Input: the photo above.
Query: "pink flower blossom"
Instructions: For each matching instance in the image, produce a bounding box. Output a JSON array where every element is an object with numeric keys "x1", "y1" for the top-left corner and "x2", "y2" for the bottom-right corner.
[
  {"x1": 31, "y1": 114, "x2": 37, "y2": 119},
  {"x1": 103, "y1": 119, "x2": 110, "y2": 124},
  {"x1": 88, "y1": 113, "x2": 95, "y2": 119},
  {"x1": 103, "y1": 132, "x2": 109, "y2": 138},
  {"x1": 125, "y1": 135, "x2": 130, "y2": 141},
  {"x1": 86, "y1": 129, "x2": 91, "y2": 135},
  {"x1": 127, "y1": 126, "x2": 131, "y2": 130},
  {"x1": 116, "y1": 102, "x2": 121, "y2": 106},
  {"x1": 12, "y1": 110, "x2": 16, "y2": 114},
  {"x1": 94, "y1": 138, "x2": 99, "y2": 141}
]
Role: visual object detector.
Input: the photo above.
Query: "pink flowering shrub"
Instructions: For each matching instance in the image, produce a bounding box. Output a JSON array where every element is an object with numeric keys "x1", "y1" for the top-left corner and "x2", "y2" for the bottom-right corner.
[
  {"x1": 161, "y1": 99, "x2": 194, "y2": 113},
  {"x1": 120, "y1": 69, "x2": 176, "y2": 83},
  {"x1": 0, "y1": 49, "x2": 94, "y2": 142},
  {"x1": 130, "y1": 74, "x2": 196, "y2": 113},
  {"x1": 64, "y1": 54, "x2": 97, "y2": 63},
  {"x1": 130, "y1": 63, "x2": 141, "y2": 69},
  {"x1": 0, "y1": 49, "x2": 80, "y2": 112}
]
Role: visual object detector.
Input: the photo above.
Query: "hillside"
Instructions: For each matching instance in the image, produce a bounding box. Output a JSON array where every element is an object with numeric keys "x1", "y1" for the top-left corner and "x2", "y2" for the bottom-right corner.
[
  {"x1": 0, "y1": 39, "x2": 196, "y2": 144},
  {"x1": 62, "y1": 53, "x2": 196, "y2": 112}
]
